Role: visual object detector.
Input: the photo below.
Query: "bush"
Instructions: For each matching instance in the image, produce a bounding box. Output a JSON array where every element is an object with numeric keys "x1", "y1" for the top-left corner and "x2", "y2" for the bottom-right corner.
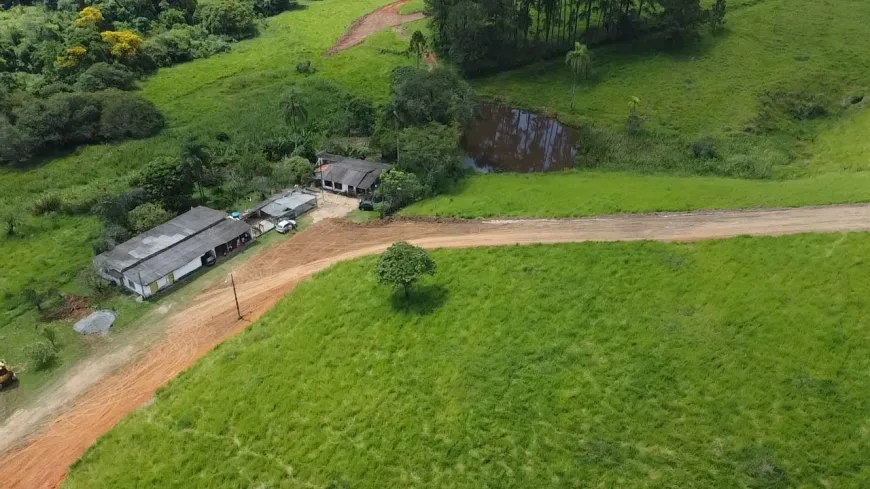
[
  {"x1": 30, "y1": 193, "x2": 64, "y2": 215},
  {"x1": 385, "y1": 66, "x2": 476, "y2": 129},
  {"x1": 99, "y1": 91, "x2": 165, "y2": 140},
  {"x1": 251, "y1": 0, "x2": 296, "y2": 16},
  {"x1": 691, "y1": 136, "x2": 719, "y2": 159},
  {"x1": 128, "y1": 202, "x2": 173, "y2": 233},
  {"x1": 26, "y1": 340, "x2": 58, "y2": 370},
  {"x1": 195, "y1": 0, "x2": 257, "y2": 40},
  {"x1": 0, "y1": 91, "x2": 165, "y2": 164},
  {"x1": 75, "y1": 63, "x2": 136, "y2": 92},
  {"x1": 142, "y1": 25, "x2": 230, "y2": 67},
  {"x1": 130, "y1": 157, "x2": 194, "y2": 211},
  {"x1": 295, "y1": 60, "x2": 316, "y2": 76}
]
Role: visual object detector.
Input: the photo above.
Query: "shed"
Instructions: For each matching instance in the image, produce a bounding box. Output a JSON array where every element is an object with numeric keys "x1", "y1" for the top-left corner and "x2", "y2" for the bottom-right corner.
[
  {"x1": 315, "y1": 153, "x2": 391, "y2": 195},
  {"x1": 256, "y1": 190, "x2": 317, "y2": 220},
  {"x1": 94, "y1": 207, "x2": 253, "y2": 298}
]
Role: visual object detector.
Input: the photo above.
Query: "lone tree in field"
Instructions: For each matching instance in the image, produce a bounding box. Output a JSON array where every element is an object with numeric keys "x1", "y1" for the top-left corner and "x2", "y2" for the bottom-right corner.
[
  {"x1": 565, "y1": 42, "x2": 591, "y2": 109},
  {"x1": 409, "y1": 30, "x2": 428, "y2": 68},
  {"x1": 376, "y1": 242, "x2": 436, "y2": 299},
  {"x1": 279, "y1": 92, "x2": 308, "y2": 131}
]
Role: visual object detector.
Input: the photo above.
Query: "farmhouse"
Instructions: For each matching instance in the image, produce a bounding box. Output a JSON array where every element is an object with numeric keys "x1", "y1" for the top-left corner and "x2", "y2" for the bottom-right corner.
[
  {"x1": 94, "y1": 207, "x2": 253, "y2": 298},
  {"x1": 315, "y1": 153, "x2": 391, "y2": 195}
]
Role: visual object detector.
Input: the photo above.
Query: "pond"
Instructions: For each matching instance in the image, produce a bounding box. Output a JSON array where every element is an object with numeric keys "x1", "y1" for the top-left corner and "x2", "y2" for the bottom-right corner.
[{"x1": 462, "y1": 103, "x2": 579, "y2": 173}]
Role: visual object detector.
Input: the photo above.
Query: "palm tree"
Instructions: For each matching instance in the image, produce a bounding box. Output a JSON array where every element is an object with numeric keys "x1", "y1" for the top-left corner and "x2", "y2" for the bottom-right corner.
[
  {"x1": 180, "y1": 138, "x2": 210, "y2": 202},
  {"x1": 409, "y1": 30, "x2": 428, "y2": 68},
  {"x1": 280, "y1": 93, "x2": 308, "y2": 132},
  {"x1": 565, "y1": 42, "x2": 591, "y2": 109}
]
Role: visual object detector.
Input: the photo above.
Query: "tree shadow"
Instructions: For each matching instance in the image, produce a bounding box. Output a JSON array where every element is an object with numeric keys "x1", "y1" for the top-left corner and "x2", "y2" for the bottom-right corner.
[{"x1": 390, "y1": 284, "x2": 449, "y2": 316}]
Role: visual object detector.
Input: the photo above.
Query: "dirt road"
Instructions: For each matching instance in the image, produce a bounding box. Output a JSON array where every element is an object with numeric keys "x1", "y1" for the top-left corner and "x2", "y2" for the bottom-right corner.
[
  {"x1": 3, "y1": 204, "x2": 870, "y2": 488},
  {"x1": 326, "y1": 0, "x2": 426, "y2": 55}
]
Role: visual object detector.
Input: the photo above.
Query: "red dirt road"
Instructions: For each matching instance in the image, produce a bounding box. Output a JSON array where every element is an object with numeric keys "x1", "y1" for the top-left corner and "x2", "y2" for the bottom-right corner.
[
  {"x1": 326, "y1": 0, "x2": 426, "y2": 55},
  {"x1": 3, "y1": 205, "x2": 870, "y2": 488}
]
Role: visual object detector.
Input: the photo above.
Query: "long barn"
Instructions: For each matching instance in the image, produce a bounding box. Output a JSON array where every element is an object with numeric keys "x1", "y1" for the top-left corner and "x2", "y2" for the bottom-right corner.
[{"x1": 94, "y1": 207, "x2": 253, "y2": 298}]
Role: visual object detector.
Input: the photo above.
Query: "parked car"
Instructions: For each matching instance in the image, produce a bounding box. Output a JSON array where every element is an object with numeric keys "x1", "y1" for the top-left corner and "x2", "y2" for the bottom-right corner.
[
  {"x1": 358, "y1": 199, "x2": 374, "y2": 211},
  {"x1": 0, "y1": 362, "x2": 17, "y2": 391},
  {"x1": 276, "y1": 219, "x2": 297, "y2": 233}
]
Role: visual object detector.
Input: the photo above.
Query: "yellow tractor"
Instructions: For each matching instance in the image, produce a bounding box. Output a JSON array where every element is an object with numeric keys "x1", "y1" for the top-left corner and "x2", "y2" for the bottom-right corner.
[{"x1": 0, "y1": 362, "x2": 17, "y2": 391}]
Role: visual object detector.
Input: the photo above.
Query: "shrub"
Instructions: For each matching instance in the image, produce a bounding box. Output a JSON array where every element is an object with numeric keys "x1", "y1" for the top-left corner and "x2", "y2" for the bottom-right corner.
[
  {"x1": 251, "y1": 0, "x2": 296, "y2": 16},
  {"x1": 142, "y1": 25, "x2": 230, "y2": 67},
  {"x1": 75, "y1": 63, "x2": 135, "y2": 92},
  {"x1": 295, "y1": 60, "x2": 315, "y2": 76},
  {"x1": 30, "y1": 193, "x2": 64, "y2": 215},
  {"x1": 26, "y1": 340, "x2": 58, "y2": 370},
  {"x1": 397, "y1": 123, "x2": 464, "y2": 194},
  {"x1": 195, "y1": 0, "x2": 256, "y2": 40},
  {"x1": 691, "y1": 136, "x2": 719, "y2": 159},
  {"x1": 128, "y1": 202, "x2": 173, "y2": 233},
  {"x1": 275, "y1": 155, "x2": 313, "y2": 186},
  {"x1": 259, "y1": 136, "x2": 295, "y2": 161},
  {"x1": 99, "y1": 91, "x2": 165, "y2": 140}
]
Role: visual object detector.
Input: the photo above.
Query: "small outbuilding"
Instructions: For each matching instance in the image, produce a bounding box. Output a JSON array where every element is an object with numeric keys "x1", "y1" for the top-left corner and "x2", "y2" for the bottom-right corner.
[
  {"x1": 251, "y1": 190, "x2": 317, "y2": 221},
  {"x1": 94, "y1": 207, "x2": 253, "y2": 299},
  {"x1": 315, "y1": 153, "x2": 391, "y2": 196}
]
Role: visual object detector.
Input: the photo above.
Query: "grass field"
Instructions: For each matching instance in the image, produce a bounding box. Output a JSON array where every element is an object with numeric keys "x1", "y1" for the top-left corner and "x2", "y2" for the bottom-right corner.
[
  {"x1": 403, "y1": 170, "x2": 870, "y2": 218},
  {"x1": 473, "y1": 0, "x2": 870, "y2": 175},
  {"x1": 65, "y1": 235, "x2": 870, "y2": 488}
]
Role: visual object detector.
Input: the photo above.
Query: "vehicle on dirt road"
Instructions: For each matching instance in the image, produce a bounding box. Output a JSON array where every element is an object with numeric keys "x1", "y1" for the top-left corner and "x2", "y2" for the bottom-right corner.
[
  {"x1": 358, "y1": 199, "x2": 374, "y2": 211},
  {"x1": 0, "y1": 362, "x2": 17, "y2": 391},
  {"x1": 276, "y1": 219, "x2": 297, "y2": 233}
]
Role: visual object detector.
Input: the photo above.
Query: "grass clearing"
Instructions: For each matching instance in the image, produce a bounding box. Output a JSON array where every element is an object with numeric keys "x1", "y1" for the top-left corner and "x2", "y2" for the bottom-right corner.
[
  {"x1": 66, "y1": 234, "x2": 870, "y2": 488},
  {"x1": 472, "y1": 0, "x2": 870, "y2": 174},
  {"x1": 398, "y1": 0, "x2": 425, "y2": 14},
  {"x1": 403, "y1": 170, "x2": 870, "y2": 218}
]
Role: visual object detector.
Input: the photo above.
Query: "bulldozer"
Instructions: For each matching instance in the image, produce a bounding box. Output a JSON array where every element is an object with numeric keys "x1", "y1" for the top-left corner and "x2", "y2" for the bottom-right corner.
[{"x1": 0, "y1": 362, "x2": 17, "y2": 391}]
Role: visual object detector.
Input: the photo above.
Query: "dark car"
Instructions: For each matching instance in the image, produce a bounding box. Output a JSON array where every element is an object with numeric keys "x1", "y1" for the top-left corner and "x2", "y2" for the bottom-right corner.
[{"x1": 358, "y1": 199, "x2": 374, "y2": 211}]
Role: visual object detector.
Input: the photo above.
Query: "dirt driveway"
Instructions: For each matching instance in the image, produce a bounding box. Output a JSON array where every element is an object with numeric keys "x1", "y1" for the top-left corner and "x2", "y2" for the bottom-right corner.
[
  {"x1": 326, "y1": 0, "x2": 426, "y2": 55},
  {"x1": 3, "y1": 204, "x2": 870, "y2": 488}
]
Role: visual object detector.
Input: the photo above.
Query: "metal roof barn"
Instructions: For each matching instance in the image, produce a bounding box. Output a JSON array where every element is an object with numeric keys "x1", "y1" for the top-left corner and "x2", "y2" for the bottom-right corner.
[
  {"x1": 94, "y1": 207, "x2": 252, "y2": 294},
  {"x1": 258, "y1": 191, "x2": 317, "y2": 219}
]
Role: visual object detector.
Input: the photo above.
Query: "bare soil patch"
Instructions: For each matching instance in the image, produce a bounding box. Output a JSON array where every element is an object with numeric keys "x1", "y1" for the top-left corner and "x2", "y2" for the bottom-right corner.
[{"x1": 326, "y1": 0, "x2": 426, "y2": 55}]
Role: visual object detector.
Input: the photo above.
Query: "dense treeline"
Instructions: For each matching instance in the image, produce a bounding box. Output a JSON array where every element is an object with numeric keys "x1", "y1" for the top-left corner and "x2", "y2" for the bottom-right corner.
[{"x1": 427, "y1": 0, "x2": 726, "y2": 73}]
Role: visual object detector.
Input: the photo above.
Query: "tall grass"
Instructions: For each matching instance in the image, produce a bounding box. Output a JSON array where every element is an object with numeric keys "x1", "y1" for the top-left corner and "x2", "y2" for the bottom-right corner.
[{"x1": 66, "y1": 235, "x2": 870, "y2": 488}]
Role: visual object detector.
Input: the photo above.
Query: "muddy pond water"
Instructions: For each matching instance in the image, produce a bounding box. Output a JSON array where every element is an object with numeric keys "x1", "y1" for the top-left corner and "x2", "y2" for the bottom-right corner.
[{"x1": 462, "y1": 103, "x2": 579, "y2": 173}]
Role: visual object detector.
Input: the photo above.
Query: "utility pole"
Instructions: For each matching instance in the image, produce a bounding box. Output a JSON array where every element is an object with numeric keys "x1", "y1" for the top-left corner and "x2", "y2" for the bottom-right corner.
[{"x1": 230, "y1": 273, "x2": 241, "y2": 320}]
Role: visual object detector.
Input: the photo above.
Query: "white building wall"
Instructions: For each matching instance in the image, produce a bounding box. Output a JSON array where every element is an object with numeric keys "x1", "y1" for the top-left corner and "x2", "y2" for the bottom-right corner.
[{"x1": 173, "y1": 256, "x2": 203, "y2": 281}]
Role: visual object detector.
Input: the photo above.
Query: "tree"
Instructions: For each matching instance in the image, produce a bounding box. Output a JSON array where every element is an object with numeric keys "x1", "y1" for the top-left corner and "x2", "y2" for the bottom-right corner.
[
  {"x1": 657, "y1": 0, "x2": 704, "y2": 43},
  {"x1": 397, "y1": 123, "x2": 464, "y2": 193},
  {"x1": 195, "y1": 0, "x2": 257, "y2": 40},
  {"x1": 128, "y1": 203, "x2": 173, "y2": 233},
  {"x1": 131, "y1": 157, "x2": 194, "y2": 212},
  {"x1": 276, "y1": 155, "x2": 314, "y2": 186},
  {"x1": 279, "y1": 91, "x2": 309, "y2": 132},
  {"x1": 74, "y1": 7, "x2": 103, "y2": 29},
  {"x1": 565, "y1": 42, "x2": 591, "y2": 109},
  {"x1": 180, "y1": 138, "x2": 211, "y2": 201},
  {"x1": 708, "y1": 0, "x2": 726, "y2": 33},
  {"x1": 376, "y1": 169, "x2": 424, "y2": 216},
  {"x1": 78, "y1": 264, "x2": 110, "y2": 298},
  {"x1": 100, "y1": 31, "x2": 144, "y2": 59},
  {"x1": 376, "y1": 241, "x2": 437, "y2": 298},
  {"x1": 74, "y1": 63, "x2": 135, "y2": 92},
  {"x1": 386, "y1": 66, "x2": 476, "y2": 129},
  {"x1": 409, "y1": 30, "x2": 428, "y2": 68}
]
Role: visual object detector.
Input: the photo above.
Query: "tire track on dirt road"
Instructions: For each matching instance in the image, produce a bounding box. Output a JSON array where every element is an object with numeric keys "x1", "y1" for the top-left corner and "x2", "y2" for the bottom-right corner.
[
  {"x1": 3, "y1": 204, "x2": 870, "y2": 488},
  {"x1": 326, "y1": 0, "x2": 426, "y2": 55}
]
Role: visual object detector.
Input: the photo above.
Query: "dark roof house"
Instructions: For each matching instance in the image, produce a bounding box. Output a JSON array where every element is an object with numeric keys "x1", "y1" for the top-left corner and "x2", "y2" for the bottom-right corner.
[{"x1": 316, "y1": 153, "x2": 391, "y2": 195}]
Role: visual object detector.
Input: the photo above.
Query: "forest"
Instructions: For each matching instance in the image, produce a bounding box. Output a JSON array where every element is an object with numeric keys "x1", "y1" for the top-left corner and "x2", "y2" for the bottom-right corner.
[{"x1": 428, "y1": 0, "x2": 725, "y2": 73}]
